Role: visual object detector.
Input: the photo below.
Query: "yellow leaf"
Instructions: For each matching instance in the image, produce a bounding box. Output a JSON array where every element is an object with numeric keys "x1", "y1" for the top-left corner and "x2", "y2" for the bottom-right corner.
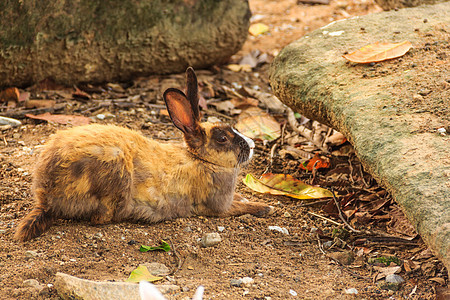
[
  {"x1": 249, "y1": 23, "x2": 269, "y2": 36},
  {"x1": 235, "y1": 107, "x2": 281, "y2": 141},
  {"x1": 243, "y1": 173, "x2": 334, "y2": 200},
  {"x1": 126, "y1": 265, "x2": 163, "y2": 283},
  {"x1": 343, "y1": 41, "x2": 412, "y2": 63}
]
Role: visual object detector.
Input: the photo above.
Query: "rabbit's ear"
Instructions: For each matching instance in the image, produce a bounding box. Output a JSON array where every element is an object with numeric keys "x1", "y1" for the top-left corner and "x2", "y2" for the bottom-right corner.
[
  {"x1": 139, "y1": 281, "x2": 166, "y2": 300},
  {"x1": 186, "y1": 67, "x2": 200, "y2": 121},
  {"x1": 163, "y1": 88, "x2": 200, "y2": 136}
]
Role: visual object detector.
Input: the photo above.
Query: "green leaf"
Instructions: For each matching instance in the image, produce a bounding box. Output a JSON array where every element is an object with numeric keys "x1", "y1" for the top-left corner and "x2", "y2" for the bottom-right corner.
[
  {"x1": 243, "y1": 173, "x2": 334, "y2": 200},
  {"x1": 139, "y1": 240, "x2": 171, "y2": 252},
  {"x1": 126, "y1": 265, "x2": 163, "y2": 283}
]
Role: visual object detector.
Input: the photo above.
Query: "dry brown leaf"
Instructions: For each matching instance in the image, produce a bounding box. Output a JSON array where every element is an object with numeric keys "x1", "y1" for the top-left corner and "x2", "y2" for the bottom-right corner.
[
  {"x1": 230, "y1": 97, "x2": 259, "y2": 109},
  {"x1": 25, "y1": 100, "x2": 56, "y2": 109},
  {"x1": 388, "y1": 205, "x2": 417, "y2": 237},
  {"x1": 235, "y1": 107, "x2": 281, "y2": 141},
  {"x1": 343, "y1": 41, "x2": 412, "y2": 63},
  {"x1": 26, "y1": 112, "x2": 91, "y2": 126},
  {"x1": 429, "y1": 277, "x2": 446, "y2": 285}
]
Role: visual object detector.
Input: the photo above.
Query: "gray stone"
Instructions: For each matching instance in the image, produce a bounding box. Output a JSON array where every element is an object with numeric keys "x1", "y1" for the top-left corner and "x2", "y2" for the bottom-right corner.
[
  {"x1": 345, "y1": 288, "x2": 358, "y2": 294},
  {"x1": 0, "y1": 116, "x2": 21, "y2": 127},
  {"x1": 242, "y1": 277, "x2": 254, "y2": 287},
  {"x1": 22, "y1": 279, "x2": 41, "y2": 289},
  {"x1": 268, "y1": 226, "x2": 289, "y2": 235},
  {"x1": 0, "y1": 0, "x2": 250, "y2": 87},
  {"x1": 385, "y1": 274, "x2": 405, "y2": 285},
  {"x1": 200, "y1": 232, "x2": 222, "y2": 247},
  {"x1": 230, "y1": 279, "x2": 243, "y2": 287},
  {"x1": 25, "y1": 250, "x2": 39, "y2": 258},
  {"x1": 270, "y1": 2, "x2": 450, "y2": 273},
  {"x1": 55, "y1": 272, "x2": 179, "y2": 300}
]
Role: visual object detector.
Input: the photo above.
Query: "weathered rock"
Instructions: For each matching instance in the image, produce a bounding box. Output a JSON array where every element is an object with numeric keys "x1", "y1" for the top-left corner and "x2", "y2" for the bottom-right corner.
[
  {"x1": 0, "y1": 116, "x2": 21, "y2": 127},
  {"x1": 0, "y1": 0, "x2": 250, "y2": 87},
  {"x1": 54, "y1": 272, "x2": 179, "y2": 300},
  {"x1": 22, "y1": 279, "x2": 42, "y2": 290},
  {"x1": 200, "y1": 232, "x2": 222, "y2": 247},
  {"x1": 230, "y1": 278, "x2": 243, "y2": 287},
  {"x1": 270, "y1": 2, "x2": 450, "y2": 273}
]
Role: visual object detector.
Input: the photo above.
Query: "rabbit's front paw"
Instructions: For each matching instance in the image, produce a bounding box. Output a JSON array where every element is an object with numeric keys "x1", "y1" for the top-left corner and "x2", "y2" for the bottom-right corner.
[{"x1": 224, "y1": 195, "x2": 274, "y2": 217}]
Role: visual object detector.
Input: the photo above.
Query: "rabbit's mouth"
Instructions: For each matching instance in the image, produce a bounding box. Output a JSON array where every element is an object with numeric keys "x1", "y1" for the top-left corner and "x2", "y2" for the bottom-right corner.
[{"x1": 233, "y1": 128, "x2": 255, "y2": 164}]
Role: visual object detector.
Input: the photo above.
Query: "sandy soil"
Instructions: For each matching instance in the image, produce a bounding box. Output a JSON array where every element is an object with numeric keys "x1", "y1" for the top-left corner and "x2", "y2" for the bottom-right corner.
[{"x1": 0, "y1": 0, "x2": 447, "y2": 299}]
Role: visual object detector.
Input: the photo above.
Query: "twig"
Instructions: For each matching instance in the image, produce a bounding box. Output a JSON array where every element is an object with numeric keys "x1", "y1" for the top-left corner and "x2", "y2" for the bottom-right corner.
[
  {"x1": 263, "y1": 142, "x2": 278, "y2": 175},
  {"x1": 316, "y1": 233, "x2": 369, "y2": 281},
  {"x1": 203, "y1": 109, "x2": 234, "y2": 120},
  {"x1": 280, "y1": 122, "x2": 287, "y2": 146},
  {"x1": 348, "y1": 157, "x2": 355, "y2": 184},
  {"x1": 1, "y1": 103, "x2": 66, "y2": 119},
  {"x1": 3, "y1": 136, "x2": 7, "y2": 146},
  {"x1": 308, "y1": 211, "x2": 342, "y2": 226},
  {"x1": 301, "y1": 199, "x2": 330, "y2": 207},
  {"x1": 331, "y1": 188, "x2": 361, "y2": 233},
  {"x1": 359, "y1": 163, "x2": 370, "y2": 188},
  {"x1": 168, "y1": 238, "x2": 183, "y2": 275}
]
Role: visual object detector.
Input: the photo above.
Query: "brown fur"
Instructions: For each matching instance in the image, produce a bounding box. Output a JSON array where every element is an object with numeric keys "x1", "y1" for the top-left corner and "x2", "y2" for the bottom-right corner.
[{"x1": 14, "y1": 68, "x2": 272, "y2": 242}]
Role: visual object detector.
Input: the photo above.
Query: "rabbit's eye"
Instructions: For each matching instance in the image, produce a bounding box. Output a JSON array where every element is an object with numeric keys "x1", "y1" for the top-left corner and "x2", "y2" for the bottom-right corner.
[{"x1": 216, "y1": 135, "x2": 229, "y2": 144}]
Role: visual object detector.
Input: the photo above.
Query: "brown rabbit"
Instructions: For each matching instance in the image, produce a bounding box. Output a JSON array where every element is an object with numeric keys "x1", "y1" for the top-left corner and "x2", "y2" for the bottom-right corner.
[{"x1": 15, "y1": 67, "x2": 272, "y2": 242}]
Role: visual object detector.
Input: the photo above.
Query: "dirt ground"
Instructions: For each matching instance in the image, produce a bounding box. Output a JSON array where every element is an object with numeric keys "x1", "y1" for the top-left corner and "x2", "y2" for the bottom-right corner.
[{"x1": 0, "y1": 0, "x2": 448, "y2": 299}]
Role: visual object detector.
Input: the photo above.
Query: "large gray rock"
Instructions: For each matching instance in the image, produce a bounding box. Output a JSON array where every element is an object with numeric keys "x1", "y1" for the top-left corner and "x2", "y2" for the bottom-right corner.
[
  {"x1": 0, "y1": 0, "x2": 250, "y2": 87},
  {"x1": 55, "y1": 272, "x2": 179, "y2": 300},
  {"x1": 270, "y1": 3, "x2": 449, "y2": 272}
]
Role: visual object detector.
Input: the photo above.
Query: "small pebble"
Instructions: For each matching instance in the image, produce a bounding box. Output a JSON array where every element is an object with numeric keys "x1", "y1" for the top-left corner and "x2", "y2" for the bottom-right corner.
[
  {"x1": 412, "y1": 94, "x2": 423, "y2": 101},
  {"x1": 230, "y1": 278, "x2": 243, "y2": 287},
  {"x1": 385, "y1": 274, "x2": 405, "y2": 285},
  {"x1": 0, "y1": 116, "x2": 22, "y2": 127},
  {"x1": 217, "y1": 226, "x2": 225, "y2": 232},
  {"x1": 345, "y1": 288, "x2": 358, "y2": 294},
  {"x1": 182, "y1": 286, "x2": 190, "y2": 292},
  {"x1": 289, "y1": 289, "x2": 298, "y2": 296},
  {"x1": 283, "y1": 212, "x2": 292, "y2": 218},
  {"x1": 268, "y1": 226, "x2": 289, "y2": 235},
  {"x1": 96, "y1": 114, "x2": 105, "y2": 120},
  {"x1": 22, "y1": 279, "x2": 40, "y2": 288},
  {"x1": 200, "y1": 232, "x2": 222, "y2": 247},
  {"x1": 242, "y1": 277, "x2": 254, "y2": 287},
  {"x1": 418, "y1": 88, "x2": 431, "y2": 96},
  {"x1": 25, "y1": 250, "x2": 39, "y2": 258},
  {"x1": 323, "y1": 241, "x2": 334, "y2": 249},
  {"x1": 310, "y1": 227, "x2": 318, "y2": 234},
  {"x1": 437, "y1": 127, "x2": 446, "y2": 135}
]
